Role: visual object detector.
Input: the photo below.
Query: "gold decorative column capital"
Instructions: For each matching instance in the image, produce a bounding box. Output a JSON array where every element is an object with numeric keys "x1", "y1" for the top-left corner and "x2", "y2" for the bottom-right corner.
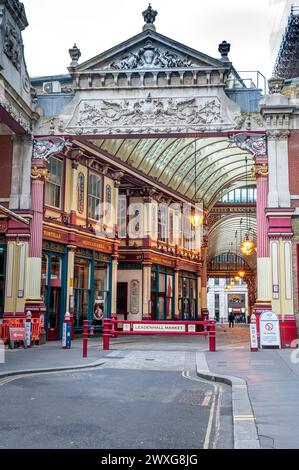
[
  {"x1": 31, "y1": 166, "x2": 49, "y2": 181},
  {"x1": 252, "y1": 163, "x2": 268, "y2": 178}
]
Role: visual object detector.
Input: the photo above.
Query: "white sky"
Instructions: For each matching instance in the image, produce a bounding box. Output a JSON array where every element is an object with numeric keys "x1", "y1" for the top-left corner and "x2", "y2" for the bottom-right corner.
[{"x1": 22, "y1": 0, "x2": 285, "y2": 80}]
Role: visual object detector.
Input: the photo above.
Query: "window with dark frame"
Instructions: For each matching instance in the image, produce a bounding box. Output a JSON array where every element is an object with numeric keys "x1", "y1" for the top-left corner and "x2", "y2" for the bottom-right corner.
[
  {"x1": 45, "y1": 156, "x2": 63, "y2": 208},
  {"x1": 88, "y1": 172, "x2": 102, "y2": 220}
]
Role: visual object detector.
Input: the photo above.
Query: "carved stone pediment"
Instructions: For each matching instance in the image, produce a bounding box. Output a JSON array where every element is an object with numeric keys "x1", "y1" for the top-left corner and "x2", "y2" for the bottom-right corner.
[
  {"x1": 107, "y1": 41, "x2": 196, "y2": 70},
  {"x1": 71, "y1": 30, "x2": 226, "y2": 74}
]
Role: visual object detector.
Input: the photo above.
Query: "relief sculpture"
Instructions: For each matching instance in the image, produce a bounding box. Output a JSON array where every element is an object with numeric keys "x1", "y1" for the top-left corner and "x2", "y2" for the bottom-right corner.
[{"x1": 76, "y1": 95, "x2": 221, "y2": 132}]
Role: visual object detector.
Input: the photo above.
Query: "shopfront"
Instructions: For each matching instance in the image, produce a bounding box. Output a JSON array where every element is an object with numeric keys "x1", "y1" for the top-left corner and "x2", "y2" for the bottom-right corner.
[
  {"x1": 41, "y1": 241, "x2": 67, "y2": 340},
  {"x1": 0, "y1": 238, "x2": 6, "y2": 317},
  {"x1": 151, "y1": 265, "x2": 174, "y2": 320},
  {"x1": 73, "y1": 248, "x2": 111, "y2": 332},
  {"x1": 179, "y1": 271, "x2": 197, "y2": 320}
]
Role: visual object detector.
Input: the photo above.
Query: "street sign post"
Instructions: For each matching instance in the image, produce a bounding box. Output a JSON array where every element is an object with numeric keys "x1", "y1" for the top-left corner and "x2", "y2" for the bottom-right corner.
[{"x1": 250, "y1": 314, "x2": 258, "y2": 352}]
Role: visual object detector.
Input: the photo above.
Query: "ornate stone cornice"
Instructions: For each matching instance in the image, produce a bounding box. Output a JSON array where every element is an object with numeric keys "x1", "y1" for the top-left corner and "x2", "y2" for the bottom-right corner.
[{"x1": 266, "y1": 129, "x2": 290, "y2": 141}]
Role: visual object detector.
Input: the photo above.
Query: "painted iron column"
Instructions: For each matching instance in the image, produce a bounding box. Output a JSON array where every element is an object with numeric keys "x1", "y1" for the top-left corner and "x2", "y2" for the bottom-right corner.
[{"x1": 254, "y1": 161, "x2": 272, "y2": 304}]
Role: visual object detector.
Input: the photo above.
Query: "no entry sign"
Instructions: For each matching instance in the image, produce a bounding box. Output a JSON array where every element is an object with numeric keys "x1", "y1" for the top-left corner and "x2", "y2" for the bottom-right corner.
[{"x1": 260, "y1": 311, "x2": 281, "y2": 348}]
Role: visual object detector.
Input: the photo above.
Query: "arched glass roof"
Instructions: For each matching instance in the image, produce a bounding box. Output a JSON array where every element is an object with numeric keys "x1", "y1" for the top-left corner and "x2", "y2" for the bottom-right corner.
[
  {"x1": 86, "y1": 136, "x2": 255, "y2": 207},
  {"x1": 208, "y1": 215, "x2": 257, "y2": 269}
]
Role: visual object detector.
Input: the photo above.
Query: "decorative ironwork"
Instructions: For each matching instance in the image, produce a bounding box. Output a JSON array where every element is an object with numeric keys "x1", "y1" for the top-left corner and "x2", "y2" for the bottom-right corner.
[
  {"x1": 273, "y1": 6, "x2": 299, "y2": 79},
  {"x1": 228, "y1": 133, "x2": 266, "y2": 157},
  {"x1": 33, "y1": 138, "x2": 72, "y2": 161}
]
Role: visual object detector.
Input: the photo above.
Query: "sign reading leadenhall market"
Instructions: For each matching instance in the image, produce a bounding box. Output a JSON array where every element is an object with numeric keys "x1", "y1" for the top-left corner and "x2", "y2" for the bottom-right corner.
[{"x1": 34, "y1": 4, "x2": 264, "y2": 137}]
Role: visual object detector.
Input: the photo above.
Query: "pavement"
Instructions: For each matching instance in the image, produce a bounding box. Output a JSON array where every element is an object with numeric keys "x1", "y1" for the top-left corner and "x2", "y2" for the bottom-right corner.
[{"x1": 1, "y1": 325, "x2": 299, "y2": 449}]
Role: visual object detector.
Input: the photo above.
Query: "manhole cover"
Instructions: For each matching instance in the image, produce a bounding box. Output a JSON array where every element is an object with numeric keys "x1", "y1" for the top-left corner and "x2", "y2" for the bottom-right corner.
[{"x1": 175, "y1": 390, "x2": 205, "y2": 406}]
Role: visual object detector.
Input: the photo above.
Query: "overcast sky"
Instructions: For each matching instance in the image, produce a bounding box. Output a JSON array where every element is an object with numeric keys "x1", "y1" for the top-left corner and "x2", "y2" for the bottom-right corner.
[{"x1": 22, "y1": 0, "x2": 283, "y2": 80}]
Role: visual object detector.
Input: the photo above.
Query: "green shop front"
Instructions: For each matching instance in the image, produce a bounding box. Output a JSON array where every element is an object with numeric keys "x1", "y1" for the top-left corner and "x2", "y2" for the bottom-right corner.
[{"x1": 73, "y1": 247, "x2": 111, "y2": 332}]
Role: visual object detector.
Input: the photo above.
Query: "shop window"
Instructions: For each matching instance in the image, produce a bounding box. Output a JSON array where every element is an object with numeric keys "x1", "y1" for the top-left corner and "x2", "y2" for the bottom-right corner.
[
  {"x1": 94, "y1": 261, "x2": 109, "y2": 319},
  {"x1": 45, "y1": 156, "x2": 63, "y2": 208},
  {"x1": 169, "y1": 212, "x2": 174, "y2": 245},
  {"x1": 179, "y1": 272, "x2": 197, "y2": 320},
  {"x1": 151, "y1": 205, "x2": 158, "y2": 239},
  {"x1": 105, "y1": 184, "x2": 112, "y2": 223},
  {"x1": 77, "y1": 172, "x2": 85, "y2": 213},
  {"x1": 118, "y1": 195, "x2": 127, "y2": 238},
  {"x1": 74, "y1": 257, "x2": 91, "y2": 328},
  {"x1": 88, "y1": 172, "x2": 102, "y2": 220},
  {"x1": 158, "y1": 204, "x2": 168, "y2": 242},
  {"x1": 151, "y1": 266, "x2": 174, "y2": 321}
]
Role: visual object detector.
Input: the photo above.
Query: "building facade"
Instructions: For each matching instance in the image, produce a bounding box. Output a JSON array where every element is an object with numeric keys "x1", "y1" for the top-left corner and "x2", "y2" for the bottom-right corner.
[{"x1": 0, "y1": 2, "x2": 298, "y2": 346}]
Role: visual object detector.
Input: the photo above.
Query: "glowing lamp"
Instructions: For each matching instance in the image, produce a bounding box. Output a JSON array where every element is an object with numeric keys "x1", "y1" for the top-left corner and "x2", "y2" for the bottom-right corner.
[
  {"x1": 240, "y1": 238, "x2": 255, "y2": 256},
  {"x1": 190, "y1": 212, "x2": 203, "y2": 228}
]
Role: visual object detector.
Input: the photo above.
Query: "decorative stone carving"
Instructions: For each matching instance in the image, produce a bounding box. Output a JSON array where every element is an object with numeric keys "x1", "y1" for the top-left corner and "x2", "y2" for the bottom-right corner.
[
  {"x1": 228, "y1": 133, "x2": 266, "y2": 157},
  {"x1": 33, "y1": 137, "x2": 72, "y2": 161},
  {"x1": 108, "y1": 41, "x2": 193, "y2": 69},
  {"x1": 0, "y1": 98, "x2": 31, "y2": 133},
  {"x1": 3, "y1": 21, "x2": 21, "y2": 69},
  {"x1": 268, "y1": 76, "x2": 284, "y2": 95},
  {"x1": 218, "y1": 40, "x2": 230, "y2": 61},
  {"x1": 69, "y1": 44, "x2": 81, "y2": 67},
  {"x1": 1, "y1": 0, "x2": 28, "y2": 30},
  {"x1": 75, "y1": 96, "x2": 221, "y2": 133},
  {"x1": 142, "y1": 4, "x2": 158, "y2": 24},
  {"x1": 234, "y1": 113, "x2": 265, "y2": 131},
  {"x1": 266, "y1": 129, "x2": 290, "y2": 141}
]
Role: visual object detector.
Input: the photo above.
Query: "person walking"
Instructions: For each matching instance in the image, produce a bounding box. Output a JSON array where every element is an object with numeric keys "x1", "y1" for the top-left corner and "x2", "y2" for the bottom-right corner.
[{"x1": 228, "y1": 312, "x2": 235, "y2": 328}]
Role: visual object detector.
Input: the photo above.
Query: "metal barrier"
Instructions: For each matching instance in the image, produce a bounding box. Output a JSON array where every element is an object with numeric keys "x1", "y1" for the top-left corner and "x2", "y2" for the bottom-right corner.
[{"x1": 102, "y1": 319, "x2": 216, "y2": 352}]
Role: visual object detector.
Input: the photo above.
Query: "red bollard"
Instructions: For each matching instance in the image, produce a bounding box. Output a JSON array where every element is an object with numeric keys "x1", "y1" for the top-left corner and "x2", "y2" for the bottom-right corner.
[
  {"x1": 209, "y1": 320, "x2": 216, "y2": 352},
  {"x1": 83, "y1": 319, "x2": 88, "y2": 358},
  {"x1": 103, "y1": 318, "x2": 111, "y2": 350}
]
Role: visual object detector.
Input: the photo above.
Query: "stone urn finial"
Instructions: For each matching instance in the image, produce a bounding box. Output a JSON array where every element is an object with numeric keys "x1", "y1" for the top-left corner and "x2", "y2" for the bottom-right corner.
[
  {"x1": 218, "y1": 40, "x2": 231, "y2": 61},
  {"x1": 142, "y1": 4, "x2": 158, "y2": 31},
  {"x1": 268, "y1": 76, "x2": 284, "y2": 94},
  {"x1": 69, "y1": 44, "x2": 81, "y2": 67}
]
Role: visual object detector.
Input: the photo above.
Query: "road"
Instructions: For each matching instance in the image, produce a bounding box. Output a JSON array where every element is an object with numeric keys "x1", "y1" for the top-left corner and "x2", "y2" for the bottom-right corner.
[{"x1": 0, "y1": 350, "x2": 233, "y2": 449}]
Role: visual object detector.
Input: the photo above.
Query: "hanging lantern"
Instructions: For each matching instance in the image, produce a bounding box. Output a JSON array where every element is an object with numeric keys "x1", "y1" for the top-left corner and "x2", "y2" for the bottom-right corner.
[
  {"x1": 234, "y1": 275, "x2": 240, "y2": 282},
  {"x1": 190, "y1": 210, "x2": 203, "y2": 228},
  {"x1": 240, "y1": 236, "x2": 255, "y2": 256},
  {"x1": 230, "y1": 280, "x2": 235, "y2": 286},
  {"x1": 238, "y1": 270, "x2": 245, "y2": 278}
]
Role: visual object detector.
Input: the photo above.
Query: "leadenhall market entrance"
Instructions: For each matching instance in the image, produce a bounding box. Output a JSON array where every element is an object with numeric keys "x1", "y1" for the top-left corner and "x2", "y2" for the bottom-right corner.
[{"x1": 29, "y1": 5, "x2": 299, "y2": 347}]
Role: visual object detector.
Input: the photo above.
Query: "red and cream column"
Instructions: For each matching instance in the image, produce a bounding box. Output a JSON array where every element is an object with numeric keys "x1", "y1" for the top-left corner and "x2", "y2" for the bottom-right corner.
[
  {"x1": 201, "y1": 237, "x2": 208, "y2": 318},
  {"x1": 254, "y1": 161, "x2": 272, "y2": 313},
  {"x1": 25, "y1": 159, "x2": 48, "y2": 321}
]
